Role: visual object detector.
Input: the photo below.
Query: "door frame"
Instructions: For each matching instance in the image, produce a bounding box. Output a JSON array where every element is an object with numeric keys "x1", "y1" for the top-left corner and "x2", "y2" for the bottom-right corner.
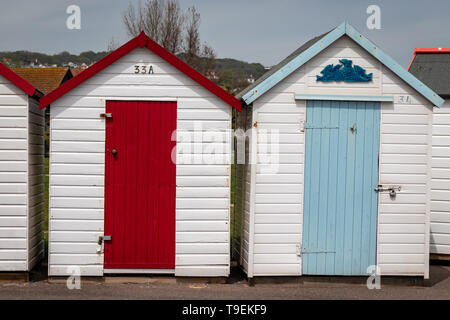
[
  {"x1": 300, "y1": 98, "x2": 382, "y2": 276},
  {"x1": 103, "y1": 99, "x2": 177, "y2": 271}
]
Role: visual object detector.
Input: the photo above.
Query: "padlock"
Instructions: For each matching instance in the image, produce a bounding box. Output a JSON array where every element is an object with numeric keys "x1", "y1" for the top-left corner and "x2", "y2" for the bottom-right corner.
[{"x1": 389, "y1": 188, "x2": 396, "y2": 198}]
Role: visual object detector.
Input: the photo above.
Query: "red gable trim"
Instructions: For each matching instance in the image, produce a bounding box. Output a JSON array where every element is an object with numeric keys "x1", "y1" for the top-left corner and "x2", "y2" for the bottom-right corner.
[
  {"x1": 0, "y1": 62, "x2": 37, "y2": 97},
  {"x1": 40, "y1": 32, "x2": 241, "y2": 111},
  {"x1": 407, "y1": 52, "x2": 416, "y2": 71}
]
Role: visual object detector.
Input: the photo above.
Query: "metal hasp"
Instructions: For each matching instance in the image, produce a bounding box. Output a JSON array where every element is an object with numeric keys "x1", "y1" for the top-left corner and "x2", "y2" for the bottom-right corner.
[
  {"x1": 98, "y1": 235, "x2": 112, "y2": 245},
  {"x1": 374, "y1": 185, "x2": 401, "y2": 199},
  {"x1": 100, "y1": 113, "x2": 113, "y2": 119}
]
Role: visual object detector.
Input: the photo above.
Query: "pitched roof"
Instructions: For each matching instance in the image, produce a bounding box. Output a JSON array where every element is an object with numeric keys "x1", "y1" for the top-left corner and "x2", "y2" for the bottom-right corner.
[
  {"x1": 40, "y1": 31, "x2": 241, "y2": 111},
  {"x1": 239, "y1": 22, "x2": 444, "y2": 108},
  {"x1": 12, "y1": 67, "x2": 72, "y2": 95},
  {"x1": 408, "y1": 48, "x2": 450, "y2": 97},
  {"x1": 236, "y1": 31, "x2": 331, "y2": 100},
  {"x1": 71, "y1": 67, "x2": 86, "y2": 77},
  {"x1": 0, "y1": 62, "x2": 41, "y2": 97}
]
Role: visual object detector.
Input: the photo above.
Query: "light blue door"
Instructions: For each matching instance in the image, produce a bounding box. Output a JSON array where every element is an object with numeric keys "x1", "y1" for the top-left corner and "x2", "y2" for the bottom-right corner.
[{"x1": 302, "y1": 100, "x2": 380, "y2": 275}]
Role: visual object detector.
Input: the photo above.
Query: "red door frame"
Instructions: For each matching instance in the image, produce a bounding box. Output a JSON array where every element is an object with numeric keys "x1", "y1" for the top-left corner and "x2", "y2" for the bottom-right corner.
[{"x1": 104, "y1": 100, "x2": 176, "y2": 269}]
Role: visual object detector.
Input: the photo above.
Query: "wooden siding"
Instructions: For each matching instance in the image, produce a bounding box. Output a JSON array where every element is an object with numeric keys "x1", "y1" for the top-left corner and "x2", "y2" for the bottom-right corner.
[
  {"x1": 48, "y1": 48, "x2": 231, "y2": 276},
  {"x1": 0, "y1": 75, "x2": 29, "y2": 271},
  {"x1": 247, "y1": 36, "x2": 432, "y2": 277},
  {"x1": 27, "y1": 97, "x2": 45, "y2": 270},
  {"x1": 234, "y1": 106, "x2": 253, "y2": 274},
  {"x1": 431, "y1": 100, "x2": 450, "y2": 255}
]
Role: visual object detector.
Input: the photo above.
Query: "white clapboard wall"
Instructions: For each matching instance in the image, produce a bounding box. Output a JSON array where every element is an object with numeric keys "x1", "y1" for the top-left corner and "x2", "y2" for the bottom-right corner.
[
  {"x1": 431, "y1": 99, "x2": 450, "y2": 255},
  {"x1": 0, "y1": 75, "x2": 44, "y2": 271},
  {"x1": 48, "y1": 48, "x2": 231, "y2": 277},
  {"x1": 241, "y1": 36, "x2": 432, "y2": 277}
]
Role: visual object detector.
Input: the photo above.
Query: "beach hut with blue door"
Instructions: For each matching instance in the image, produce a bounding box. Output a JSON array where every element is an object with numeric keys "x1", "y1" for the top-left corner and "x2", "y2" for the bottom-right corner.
[{"x1": 233, "y1": 22, "x2": 444, "y2": 279}]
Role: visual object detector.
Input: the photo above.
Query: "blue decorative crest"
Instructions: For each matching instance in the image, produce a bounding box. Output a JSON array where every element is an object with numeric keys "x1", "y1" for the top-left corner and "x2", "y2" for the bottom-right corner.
[{"x1": 316, "y1": 59, "x2": 373, "y2": 82}]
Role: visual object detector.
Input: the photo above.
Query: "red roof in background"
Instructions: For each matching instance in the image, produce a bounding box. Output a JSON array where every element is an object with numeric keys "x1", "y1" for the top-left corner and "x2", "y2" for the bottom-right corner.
[
  {"x1": 408, "y1": 47, "x2": 450, "y2": 70},
  {"x1": 0, "y1": 62, "x2": 39, "y2": 97},
  {"x1": 12, "y1": 67, "x2": 72, "y2": 95},
  {"x1": 40, "y1": 31, "x2": 241, "y2": 111},
  {"x1": 71, "y1": 67, "x2": 86, "y2": 77}
]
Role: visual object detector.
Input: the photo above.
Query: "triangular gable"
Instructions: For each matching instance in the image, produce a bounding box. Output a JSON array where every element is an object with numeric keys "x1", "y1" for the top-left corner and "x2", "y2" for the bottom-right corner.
[
  {"x1": 0, "y1": 62, "x2": 41, "y2": 98},
  {"x1": 40, "y1": 31, "x2": 241, "y2": 111},
  {"x1": 241, "y1": 22, "x2": 444, "y2": 108}
]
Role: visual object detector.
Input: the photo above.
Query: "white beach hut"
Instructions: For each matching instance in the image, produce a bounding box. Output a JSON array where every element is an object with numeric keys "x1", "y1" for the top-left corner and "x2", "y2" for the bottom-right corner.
[
  {"x1": 40, "y1": 32, "x2": 241, "y2": 277},
  {"x1": 409, "y1": 47, "x2": 450, "y2": 261},
  {"x1": 234, "y1": 22, "x2": 444, "y2": 279},
  {"x1": 0, "y1": 63, "x2": 45, "y2": 274}
]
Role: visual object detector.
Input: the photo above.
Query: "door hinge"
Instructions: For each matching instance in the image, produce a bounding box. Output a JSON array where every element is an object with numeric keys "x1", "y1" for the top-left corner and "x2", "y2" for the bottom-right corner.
[
  {"x1": 300, "y1": 247, "x2": 336, "y2": 254},
  {"x1": 303, "y1": 123, "x2": 339, "y2": 129}
]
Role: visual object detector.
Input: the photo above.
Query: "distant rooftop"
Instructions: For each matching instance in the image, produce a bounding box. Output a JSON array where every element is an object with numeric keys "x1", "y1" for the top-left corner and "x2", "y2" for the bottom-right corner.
[
  {"x1": 11, "y1": 67, "x2": 73, "y2": 95},
  {"x1": 409, "y1": 48, "x2": 450, "y2": 98}
]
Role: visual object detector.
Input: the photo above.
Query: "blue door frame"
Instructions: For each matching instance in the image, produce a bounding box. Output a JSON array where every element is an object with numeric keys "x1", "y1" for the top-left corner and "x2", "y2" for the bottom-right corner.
[{"x1": 302, "y1": 100, "x2": 380, "y2": 275}]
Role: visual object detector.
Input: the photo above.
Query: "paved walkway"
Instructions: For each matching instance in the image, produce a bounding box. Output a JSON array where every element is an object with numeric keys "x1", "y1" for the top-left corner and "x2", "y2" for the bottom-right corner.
[{"x1": 0, "y1": 264, "x2": 449, "y2": 300}]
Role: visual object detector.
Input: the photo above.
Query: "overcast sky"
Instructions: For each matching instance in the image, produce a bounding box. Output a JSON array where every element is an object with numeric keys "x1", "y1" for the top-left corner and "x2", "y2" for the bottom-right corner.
[{"x1": 1, "y1": 0, "x2": 449, "y2": 67}]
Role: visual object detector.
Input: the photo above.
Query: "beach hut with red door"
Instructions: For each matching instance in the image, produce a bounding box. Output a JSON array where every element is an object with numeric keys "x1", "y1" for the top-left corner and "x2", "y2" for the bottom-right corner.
[{"x1": 40, "y1": 32, "x2": 241, "y2": 277}]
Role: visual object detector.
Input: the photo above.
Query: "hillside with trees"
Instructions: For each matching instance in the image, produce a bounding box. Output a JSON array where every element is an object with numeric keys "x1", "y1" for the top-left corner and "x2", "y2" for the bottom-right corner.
[
  {"x1": 0, "y1": 50, "x2": 109, "y2": 68},
  {"x1": 0, "y1": 1, "x2": 269, "y2": 94},
  {"x1": 0, "y1": 50, "x2": 266, "y2": 94}
]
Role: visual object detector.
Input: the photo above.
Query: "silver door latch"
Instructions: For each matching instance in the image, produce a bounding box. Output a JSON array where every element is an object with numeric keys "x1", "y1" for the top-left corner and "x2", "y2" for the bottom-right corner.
[{"x1": 374, "y1": 185, "x2": 401, "y2": 198}]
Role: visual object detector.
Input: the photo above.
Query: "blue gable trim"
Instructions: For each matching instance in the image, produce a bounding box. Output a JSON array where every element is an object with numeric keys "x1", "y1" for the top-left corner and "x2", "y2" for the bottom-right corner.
[
  {"x1": 242, "y1": 22, "x2": 444, "y2": 108},
  {"x1": 344, "y1": 23, "x2": 444, "y2": 108},
  {"x1": 241, "y1": 22, "x2": 346, "y2": 105}
]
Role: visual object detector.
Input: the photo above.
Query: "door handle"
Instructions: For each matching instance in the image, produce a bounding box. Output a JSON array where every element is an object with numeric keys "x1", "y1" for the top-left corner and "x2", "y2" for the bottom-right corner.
[{"x1": 111, "y1": 149, "x2": 118, "y2": 156}]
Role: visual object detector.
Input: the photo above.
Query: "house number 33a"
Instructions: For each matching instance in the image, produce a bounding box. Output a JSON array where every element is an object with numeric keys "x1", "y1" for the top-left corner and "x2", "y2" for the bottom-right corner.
[{"x1": 134, "y1": 65, "x2": 154, "y2": 74}]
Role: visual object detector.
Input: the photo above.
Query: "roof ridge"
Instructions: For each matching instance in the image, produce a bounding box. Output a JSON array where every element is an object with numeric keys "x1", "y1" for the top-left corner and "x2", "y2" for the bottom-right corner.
[
  {"x1": 40, "y1": 31, "x2": 241, "y2": 111},
  {"x1": 239, "y1": 22, "x2": 444, "y2": 108}
]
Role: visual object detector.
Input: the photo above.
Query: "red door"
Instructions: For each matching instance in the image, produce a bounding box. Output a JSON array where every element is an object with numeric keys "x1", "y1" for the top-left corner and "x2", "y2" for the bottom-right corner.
[{"x1": 104, "y1": 101, "x2": 176, "y2": 269}]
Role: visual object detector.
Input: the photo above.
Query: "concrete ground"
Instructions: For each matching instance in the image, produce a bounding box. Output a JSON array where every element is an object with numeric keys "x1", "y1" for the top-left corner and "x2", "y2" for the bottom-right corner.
[{"x1": 0, "y1": 262, "x2": 449, "y2": 300}]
